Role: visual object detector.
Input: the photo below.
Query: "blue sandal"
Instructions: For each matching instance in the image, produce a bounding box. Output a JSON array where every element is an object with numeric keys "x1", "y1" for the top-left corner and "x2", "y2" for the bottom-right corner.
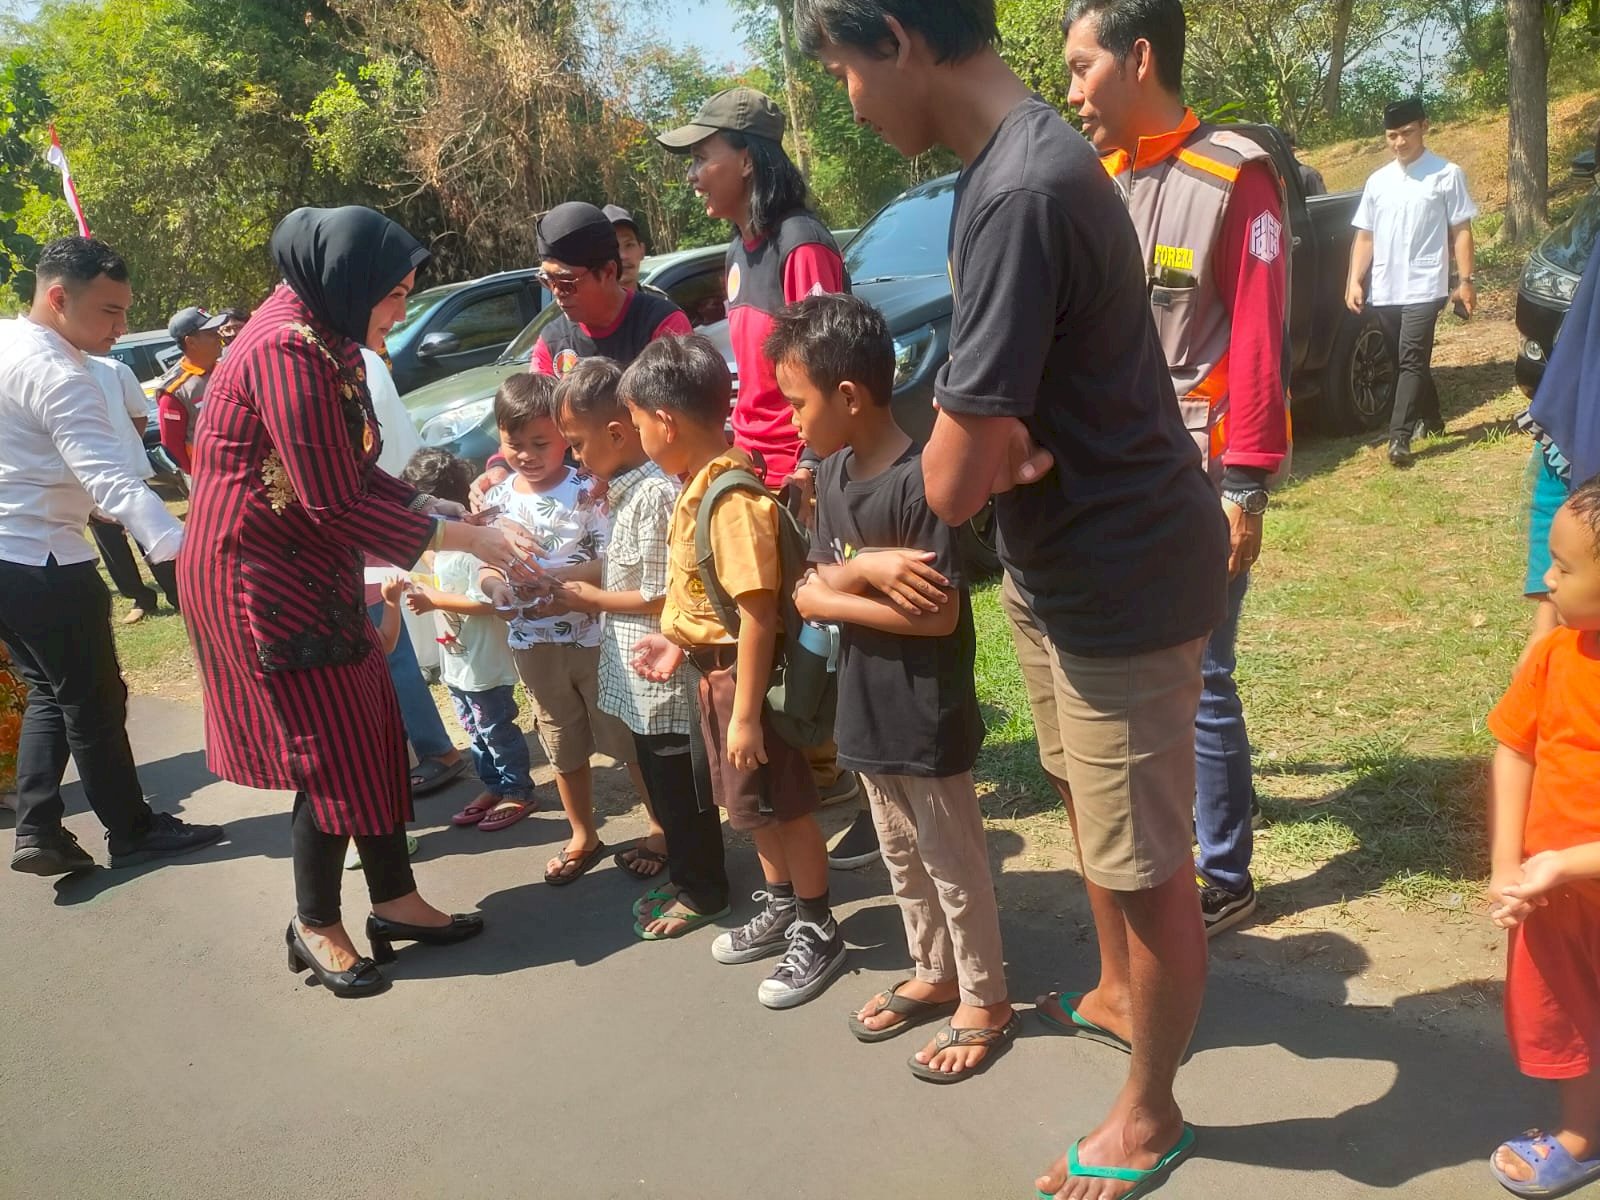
[
  {"x1": 1035, "y1": 1125, "x2": 1195, "y2": 1200},
  {"x1": 1491, "y1": 1131, "x2": 1600, "y2": 1198}
]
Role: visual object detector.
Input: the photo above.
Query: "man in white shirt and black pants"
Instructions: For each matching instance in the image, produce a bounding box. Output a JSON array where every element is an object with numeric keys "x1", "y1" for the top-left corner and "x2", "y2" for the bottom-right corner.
[
  {"x1": 1346, "y1": 97, "x2": 1478, "y2": 468},
  {"x1": 85, "y1": 353, "x2": 182, "y2": 622},
  {"x1": 0, "y1": 237, "x2": 223, "y2": 876}
]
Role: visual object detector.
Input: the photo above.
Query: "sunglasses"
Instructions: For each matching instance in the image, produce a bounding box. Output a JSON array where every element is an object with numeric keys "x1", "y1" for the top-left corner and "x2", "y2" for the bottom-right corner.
[{"x1": 536, "y1": 267, "x2": 591, "y2": 297}]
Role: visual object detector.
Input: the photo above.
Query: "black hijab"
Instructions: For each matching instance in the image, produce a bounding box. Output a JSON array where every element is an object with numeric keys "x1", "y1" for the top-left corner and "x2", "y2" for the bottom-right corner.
[{"x1": 270, "y1": 206, "x2": 430, "y2": 345}]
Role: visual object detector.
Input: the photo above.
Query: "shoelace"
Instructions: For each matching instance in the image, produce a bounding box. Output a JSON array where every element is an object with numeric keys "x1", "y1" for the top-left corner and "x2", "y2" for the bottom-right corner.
[
  {"x1": 734, "y1": 891, "x2": 793, "y2": 943},
  {"x1": 771, "y1": 918, "x2": 832, "y2": 981}
]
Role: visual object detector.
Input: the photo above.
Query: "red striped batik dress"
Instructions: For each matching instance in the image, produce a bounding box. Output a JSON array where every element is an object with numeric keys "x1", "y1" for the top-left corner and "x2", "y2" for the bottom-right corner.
[{"x1": 178, "y1": 285, "x2": 434, "y2": 836}]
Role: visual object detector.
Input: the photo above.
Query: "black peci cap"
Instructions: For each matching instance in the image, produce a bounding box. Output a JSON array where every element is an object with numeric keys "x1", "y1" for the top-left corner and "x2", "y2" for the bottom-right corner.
[
  {"x1": 1384, "y1": 98, "x2": 1427, "y2": 130},
  {"x1": 536, "y1": 202, "x2": 621, "y2": 269}
]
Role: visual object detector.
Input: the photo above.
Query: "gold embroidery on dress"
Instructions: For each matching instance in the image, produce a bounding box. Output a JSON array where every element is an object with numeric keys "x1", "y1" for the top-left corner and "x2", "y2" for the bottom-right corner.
[{"x1": 262, "y1": 451, "x2": 296, "y2": 514}]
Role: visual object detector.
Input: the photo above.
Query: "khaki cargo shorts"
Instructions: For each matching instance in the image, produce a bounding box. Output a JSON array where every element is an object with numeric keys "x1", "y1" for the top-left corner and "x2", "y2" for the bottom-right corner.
[
  {"x1": 512, "y1": 643, "x2": 634, "y2": 774},
  {"x1": 1001, "y1": 574, "x2": 1203, "y2": 892}
]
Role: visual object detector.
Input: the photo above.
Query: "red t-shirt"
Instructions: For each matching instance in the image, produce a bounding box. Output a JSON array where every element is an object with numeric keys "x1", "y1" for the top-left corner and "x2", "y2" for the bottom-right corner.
[
  {"x1": 728, "y1": 241, "x2": 846, "y2": 486},
  {"x1": 1215, "y1": 161, "x2": 1290, "y2": 475}
]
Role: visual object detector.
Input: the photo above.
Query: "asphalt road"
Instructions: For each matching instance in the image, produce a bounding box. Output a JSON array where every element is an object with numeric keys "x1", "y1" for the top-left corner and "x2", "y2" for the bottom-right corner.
[{"x1": 0, "y1": 698, "x2": 1532, "y2": 1199}]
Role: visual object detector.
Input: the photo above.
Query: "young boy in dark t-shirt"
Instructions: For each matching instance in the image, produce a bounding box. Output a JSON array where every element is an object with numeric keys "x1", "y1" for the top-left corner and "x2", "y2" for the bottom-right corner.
[{"x1": 769, "y1": 293, "x2": 1016, "y2": 1082}]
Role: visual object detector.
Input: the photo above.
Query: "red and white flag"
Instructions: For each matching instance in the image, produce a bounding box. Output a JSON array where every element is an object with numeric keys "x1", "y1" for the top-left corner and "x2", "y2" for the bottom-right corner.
[{"x1": 45, "y1": 125, "x2": 90, "y2": 238}]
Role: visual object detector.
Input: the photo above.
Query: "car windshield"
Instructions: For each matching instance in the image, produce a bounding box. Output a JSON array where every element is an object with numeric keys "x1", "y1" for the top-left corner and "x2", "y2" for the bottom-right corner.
[
  {"x1": 844, "y1": 177, "x2": 956, "y2": 283},
  {"x1": 386, "y1": 284, "x2": 463, "y2": 347},
  {"x1": 1540, "y1": 190, "x2": 1600, "y2": 275}
]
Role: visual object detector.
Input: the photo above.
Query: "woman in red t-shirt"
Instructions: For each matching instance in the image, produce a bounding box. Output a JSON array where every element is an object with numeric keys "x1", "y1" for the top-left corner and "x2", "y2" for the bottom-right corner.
[{"x1": 657, "y1": 87, "x2": 848, "y2": 492}]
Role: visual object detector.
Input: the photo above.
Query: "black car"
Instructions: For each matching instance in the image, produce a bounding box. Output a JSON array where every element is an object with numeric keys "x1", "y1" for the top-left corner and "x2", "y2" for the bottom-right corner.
[
  {"x1": 384, "y1": 268, "x2": 548, "y2": 394},
  {"x1": 1516, "y1": 149, "x2": 1600, "y2": 397}
]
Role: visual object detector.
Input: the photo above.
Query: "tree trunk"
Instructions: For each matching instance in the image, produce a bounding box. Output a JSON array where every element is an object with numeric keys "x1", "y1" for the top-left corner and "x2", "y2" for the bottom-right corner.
[
  {"x1": 774, "y1": 1, "x2": 811, "y2": 181},
  {"x1": 1324, "y1": 0, "x2": 1354, "y2": 120},
  {"x1": 1504, "y1": 0, "x2": 1550, "y2": 242}
]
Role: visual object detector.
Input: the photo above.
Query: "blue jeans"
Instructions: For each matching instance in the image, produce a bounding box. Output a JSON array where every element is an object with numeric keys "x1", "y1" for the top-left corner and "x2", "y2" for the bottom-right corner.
[
  {"x1": 447, "y1": 684, "x2": 534, "y2": 799},
  {"x1": 368, "y1": 601, "x2": 454, "y2": 761},
  {"x1": 1194, "y1": 570, "x2": 1254, "y2": 893}
]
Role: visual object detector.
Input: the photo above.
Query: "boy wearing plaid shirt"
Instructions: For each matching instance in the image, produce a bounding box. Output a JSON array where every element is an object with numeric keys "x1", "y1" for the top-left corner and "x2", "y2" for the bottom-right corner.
[{"x1": 553, "y1": 359, "x2": 731, "y2": 935}]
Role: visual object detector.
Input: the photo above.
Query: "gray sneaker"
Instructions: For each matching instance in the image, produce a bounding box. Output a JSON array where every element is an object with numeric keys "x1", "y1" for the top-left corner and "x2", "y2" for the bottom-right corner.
[
  {"x1": 711, "y1": 891, "x2": 796, "y2": 964},
  {"x1": 757, "y1": 918, "x2": 847, "y2": 1009}
]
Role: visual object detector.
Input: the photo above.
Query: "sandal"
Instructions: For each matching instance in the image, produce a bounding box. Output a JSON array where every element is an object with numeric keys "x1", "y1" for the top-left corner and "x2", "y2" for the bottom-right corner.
[
  {"x1": 545, "y1": 841, "x2": 607, "y2": 886},
  {"x1": 410, "y1": 756, "x2": 468, "y2": 796},
  {"x1": 451, "y1": 797, "x2": 497, "y2": 827},
  {"x1": 614, "y1": 841, "x2": 668, "y2": 879},
  {"x1": 632, "y1": 882, "x2": 682, "y2": 919},
  {"x1": 478, "y1": 799, "x2": 535, "y2": 833},
  {"x1": 906, "y1": 1012, "x2": 1022, "y2": 1083},
  {"x1": 1036, "y1": 991, "x2": 1132, "y2": 1054},
  {"x1": 634, "y1": 899, "x2": 732, "y2": 941},
  {"x1": 1491, "y1": 1131, "x2": 1600, "y2": 1198},
  {"x1": 847, "y1": 980, "x2": 960, "y2": 1043},
  {"x1": 1036, "y1": 1124, "x2": 1196, "y2": 1200}
]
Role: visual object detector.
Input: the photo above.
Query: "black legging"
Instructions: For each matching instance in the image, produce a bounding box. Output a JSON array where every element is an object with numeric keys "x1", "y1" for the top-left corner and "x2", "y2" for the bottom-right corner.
[{"x1": 291, "y1": 793, "x2": 415, "y2": 927}]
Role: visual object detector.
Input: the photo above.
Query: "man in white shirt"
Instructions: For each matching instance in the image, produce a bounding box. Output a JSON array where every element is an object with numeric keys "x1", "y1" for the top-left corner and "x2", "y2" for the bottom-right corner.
[
  {"x1": 1346, "y1": 97, "x2": 1478, "y2": 467},
  {"x1": 84, "y1": 354, "x2": 182, "y2": 623},
  {"x1": 0, "y1": 236, "x2": 223, "y2": 877}
]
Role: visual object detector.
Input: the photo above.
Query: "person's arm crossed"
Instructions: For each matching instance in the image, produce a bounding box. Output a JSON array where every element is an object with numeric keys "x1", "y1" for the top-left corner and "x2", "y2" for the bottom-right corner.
[{"x1": 796, "y1": 564, "x2": 958, "y2": 639}]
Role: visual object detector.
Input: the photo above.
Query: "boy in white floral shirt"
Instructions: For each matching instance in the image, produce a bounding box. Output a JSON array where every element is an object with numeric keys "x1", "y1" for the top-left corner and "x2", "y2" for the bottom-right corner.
[{"x1": 479, "y1": 373, "x2": 635, "y2": 886}]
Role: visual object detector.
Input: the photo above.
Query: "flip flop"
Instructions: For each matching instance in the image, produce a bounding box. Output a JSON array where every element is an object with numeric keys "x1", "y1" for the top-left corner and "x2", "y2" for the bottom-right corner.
[
  {"x1": 410, "y1": 756, "x2": 468, "y2": 796},
  {"x1": 1036, "y1": 1125, "x2": 1197, "y2": 1200},
  {"x1": 634, "y1": 900, "x2": 731, "y2": 941},
  {"x1": 545, "y1": 841, "x2": 607, "y2": 887},
  {"x1": 451, "y1": 798, "x2": 496, "y2": 826},
  {"x1": 847, "y1": 979, "x2": 960, "y2": 1043},
  {"x1": 614, "y1": 842, "x2": 669, "y2": 879},
  {"x1": 1491, "y1": 1130, "x2": 1600, "y2": 1198},
  {"x1": 907, "y1": 1012, "x2": 1022, "y2": 1083},
  {"x1": 1036, "y1": 991, "x2": 1133, "y2": 1054},
  {"x1": 632, "y1": 883, "x2": 682, "y2": 919},
  {"x1": 478, "y1": 799, "x2": 535, "y2": 832}
]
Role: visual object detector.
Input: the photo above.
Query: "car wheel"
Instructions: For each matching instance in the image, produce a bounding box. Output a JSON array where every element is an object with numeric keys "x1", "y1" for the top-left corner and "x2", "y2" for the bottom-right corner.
[
  {"x1": 957, "y1": 499, "x2": 1001, "y2": 579},
  {"x1": 1322, "y1": 310, "x2": 1395, "y2": 434}
]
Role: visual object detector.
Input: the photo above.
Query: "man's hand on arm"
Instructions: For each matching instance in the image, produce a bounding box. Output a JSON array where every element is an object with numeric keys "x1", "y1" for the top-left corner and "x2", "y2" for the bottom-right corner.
[{"x1": 923, "y1": 411, "x2": 1052, "y2": 525}]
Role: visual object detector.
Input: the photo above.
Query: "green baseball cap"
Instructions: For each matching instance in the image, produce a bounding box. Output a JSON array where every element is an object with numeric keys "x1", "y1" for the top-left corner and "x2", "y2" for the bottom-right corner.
[{"x1": 657, "y1": 87, "x2": 786, "y2": 152}]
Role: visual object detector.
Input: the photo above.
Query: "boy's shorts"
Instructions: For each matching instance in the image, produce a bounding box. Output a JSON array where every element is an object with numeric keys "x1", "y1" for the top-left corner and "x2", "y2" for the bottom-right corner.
[
  {"x1": 1001, "y1": 573, "x2": 1203, "y2": 893},
  {"x1": 1506, "y1": 886, "x2": 1600, "y2": 1079},
  {"x1": 1524, "y1": 443, "x2": 1567, "y2": 596},
  {"x1": 691, "y1": 646, "x2": 819, "y2": 832},
  {"x1": 512, "y1": 643, "x2": 634, "y2": 774}
]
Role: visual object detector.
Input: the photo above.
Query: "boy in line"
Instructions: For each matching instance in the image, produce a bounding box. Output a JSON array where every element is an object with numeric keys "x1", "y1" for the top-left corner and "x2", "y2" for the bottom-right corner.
[
  {"x1": 774, "y1": 293, "x2": 1016, "y2": 1081},
  {"x1": 628, "y1": 335, "x2": 847, "y2": 1008},
  {"x1": 400, "y1": 449, "x2": 538, "y2": 833},
  {"x1": 1485, "y1": 477, "x2": 1600, "y2": 1196},
  {"x1": 478, "y1": 373, "x2": 641, "y2": 884},
  {"x1": 553, "y1": 358, "x2": 730, "y2": 932}
]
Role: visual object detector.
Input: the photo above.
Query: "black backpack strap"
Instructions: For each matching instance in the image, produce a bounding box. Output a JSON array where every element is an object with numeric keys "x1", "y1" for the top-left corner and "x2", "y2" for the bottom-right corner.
[{"x1": 693, "y1": 466, "x2": 769, "y2": 637}]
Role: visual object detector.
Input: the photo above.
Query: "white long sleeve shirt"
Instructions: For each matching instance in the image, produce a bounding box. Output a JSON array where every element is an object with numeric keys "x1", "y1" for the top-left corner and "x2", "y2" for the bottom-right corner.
[{"x1": 0, "y1": 317, "x2": 184, "y2": 566}]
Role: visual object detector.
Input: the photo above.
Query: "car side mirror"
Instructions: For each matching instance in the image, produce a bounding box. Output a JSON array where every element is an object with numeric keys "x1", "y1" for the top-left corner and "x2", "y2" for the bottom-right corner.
[{"x1": 417, "y1": 331, "x2": 462, "y2": 359}]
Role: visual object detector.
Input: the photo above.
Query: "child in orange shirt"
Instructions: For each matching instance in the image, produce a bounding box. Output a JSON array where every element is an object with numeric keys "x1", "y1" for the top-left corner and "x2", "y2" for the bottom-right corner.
[{"x1": 1487, "y1": 477, "x2": 1600, "y2": 1197}]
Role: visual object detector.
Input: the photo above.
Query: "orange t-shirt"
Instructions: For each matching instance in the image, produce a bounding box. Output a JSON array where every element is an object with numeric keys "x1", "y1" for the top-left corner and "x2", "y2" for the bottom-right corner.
[{"x1": 1488, "y1": 627, "x2": 1600, "y2": 875}]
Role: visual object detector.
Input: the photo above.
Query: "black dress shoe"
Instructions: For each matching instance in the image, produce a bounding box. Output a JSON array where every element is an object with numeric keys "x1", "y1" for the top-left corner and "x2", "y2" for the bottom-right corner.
[
  {"x1": 286, "y1": 921, "x2": 389, "y2": 998},
  {"x1": 1388, "y1": 437, "x2": 1414, "y2": 468},
  {"x1": 108, "y1": 812, "x2": 225, "y2": 869},
  {"x1": 11, "y1": 829, "x2": 95, "y2": 876},
  {"x1": 366, "y1": 912, "x2": 485, "y2": 964}
]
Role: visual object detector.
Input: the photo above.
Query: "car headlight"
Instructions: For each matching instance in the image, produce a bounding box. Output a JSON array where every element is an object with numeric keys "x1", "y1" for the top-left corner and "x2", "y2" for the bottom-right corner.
[
  {"x1": 1523, "y1": 257, "x2": 1580, "y2": 304},
  {"x1": 419, "y1": 398, "x2": 494, "y2": 446},
  {"x1": 892, "y1": 326, "x2": 938, "y2": 389}
]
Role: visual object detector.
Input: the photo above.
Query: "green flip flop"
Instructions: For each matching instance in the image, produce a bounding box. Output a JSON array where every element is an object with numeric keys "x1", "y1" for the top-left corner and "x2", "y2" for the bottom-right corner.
[
  {"x1": 1035, "y1": 1125, "x2": 1196, "y2": 1200},
  {"x1": 631, "y1": 883, "x2": 681, "y2": 920},
  {"x1": 634, "y1": 901, "x2": 731, "y2": 941},
  {"x1": 1036, "y1": 991, "x2": 1133, "y2": 1054}
]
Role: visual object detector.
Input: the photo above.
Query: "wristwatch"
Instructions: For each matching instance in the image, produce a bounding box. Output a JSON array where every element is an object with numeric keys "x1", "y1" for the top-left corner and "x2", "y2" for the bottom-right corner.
[{"x1": 1222, "y1": 488, "x2": 1269, "y2": 516}]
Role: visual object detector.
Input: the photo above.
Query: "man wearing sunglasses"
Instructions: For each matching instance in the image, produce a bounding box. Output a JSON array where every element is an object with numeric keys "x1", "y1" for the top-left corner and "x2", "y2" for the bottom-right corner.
[{"x1": 475, "y1": 203, "x2": 693, "y2": 498}]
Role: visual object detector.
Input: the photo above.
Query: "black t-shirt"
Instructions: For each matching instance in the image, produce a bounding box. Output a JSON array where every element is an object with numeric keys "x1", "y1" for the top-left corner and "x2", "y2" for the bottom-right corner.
[
  {"x1": 812, "y1": 445, "x2": 984, "y2": 779},
  {"x1": 934, "y1": 98, "x2": 1227, "y2": 657}
]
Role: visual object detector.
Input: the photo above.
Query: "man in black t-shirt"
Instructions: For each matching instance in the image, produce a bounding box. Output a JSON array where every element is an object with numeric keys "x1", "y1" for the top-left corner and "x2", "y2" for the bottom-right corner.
[{"x1": 798, "y1": 1, "x2": 1222, "y2": 1192}]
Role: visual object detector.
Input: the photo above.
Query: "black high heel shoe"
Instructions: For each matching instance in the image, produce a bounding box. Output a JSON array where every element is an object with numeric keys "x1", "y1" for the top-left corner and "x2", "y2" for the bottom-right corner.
[
  {"x1": 285, "y1": 920, "x2": 389, "y2": 998},
  {"x1": 366, "y1": 912, "x2": 485, "y2": 964}
]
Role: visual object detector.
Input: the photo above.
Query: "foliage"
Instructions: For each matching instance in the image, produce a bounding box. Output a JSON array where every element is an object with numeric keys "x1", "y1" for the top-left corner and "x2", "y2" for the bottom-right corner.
[
  {"x1": 997, "y1": 0, "x2": 1072, "y2": 113},
  {"x1": 0, "y1": 51, "x2": 49, "y2": 294}
]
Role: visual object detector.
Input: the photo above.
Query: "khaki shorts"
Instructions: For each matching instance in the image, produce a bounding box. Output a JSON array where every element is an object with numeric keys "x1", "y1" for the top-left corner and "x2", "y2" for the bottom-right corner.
[
  {"x1": 1001, "y1": 574, "x2": 1204, "y2": 892},
  {"x1": 512, "y1": 643, "x2": 634, "y2": 774}
]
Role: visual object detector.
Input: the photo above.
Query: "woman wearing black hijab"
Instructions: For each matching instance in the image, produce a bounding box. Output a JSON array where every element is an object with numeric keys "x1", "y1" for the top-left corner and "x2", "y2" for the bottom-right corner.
[{"x1": 180, "y1": 207, "x2": 533, "y2": 997}]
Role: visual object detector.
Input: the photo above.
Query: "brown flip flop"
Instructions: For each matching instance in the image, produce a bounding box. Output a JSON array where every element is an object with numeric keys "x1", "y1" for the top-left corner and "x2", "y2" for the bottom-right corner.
[
  {"x1": 847, "y1": 980, "x2": 959, "y2": 1043},
  {"x1": 907, "y1": 1012, "x2": 1022, "y2": 1083},
  {"x1": 544, "y1": 841, "x2": 607, "y2": 887}
]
